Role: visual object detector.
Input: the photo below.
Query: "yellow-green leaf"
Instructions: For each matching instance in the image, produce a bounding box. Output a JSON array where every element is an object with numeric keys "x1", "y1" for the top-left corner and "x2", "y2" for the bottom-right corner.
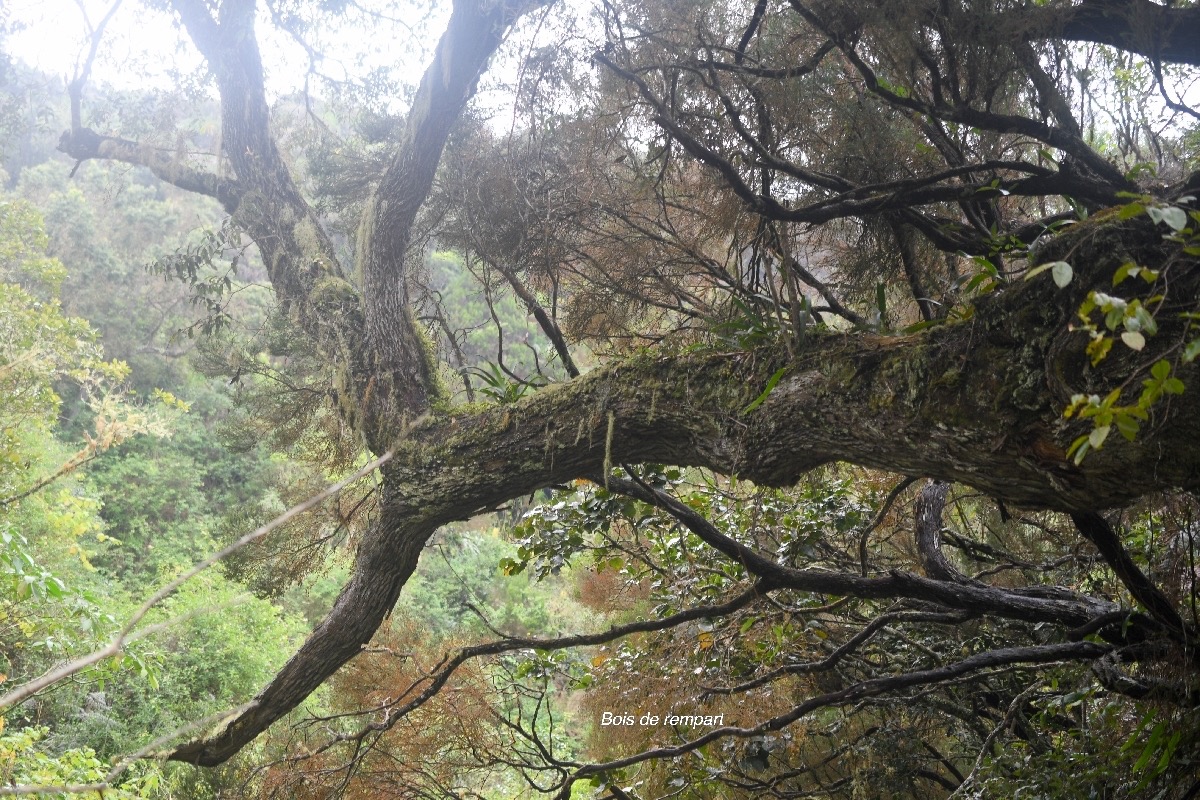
[{"x1": 1121, "y1": 331, "x2": 1145, "y2": 351}]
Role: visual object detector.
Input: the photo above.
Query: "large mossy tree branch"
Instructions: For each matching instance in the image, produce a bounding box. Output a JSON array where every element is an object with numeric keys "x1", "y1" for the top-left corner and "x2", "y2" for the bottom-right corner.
[
  {"x1": 170, "y1": 0, "x2": 344, "y2": 297},
  {"x1": 169, "y1": 212, "x2": 1199, "y2": 766},
  {"x1": 56, "y1": 127, "x2": 243, "y2": 206},
  {"x1": 162, "y1": 0, "x2": 385, "y2": 447}
]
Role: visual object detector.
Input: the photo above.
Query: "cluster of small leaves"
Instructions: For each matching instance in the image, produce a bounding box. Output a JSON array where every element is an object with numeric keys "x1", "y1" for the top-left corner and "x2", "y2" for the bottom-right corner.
[
  {"x1": 0, "y1": 726, "x2": 158, "y2": 798},
  {"x1": 1064, "y1": 359, "x2": 1185, "y2": 463},
  {"x1": 976, "y1": 700, "x2": 1198, "y2": 798},
  {"x1": 958, "y1": 253, "x2": 1009, "y2": 297},
  {"x1": 466, "y1": 362, "x2": 548, "y2": 404},
  {"x1": 0, "y1": 524, "x2": 66, "y2": 603},
  {"x1": 702, "y1": 476, "x2": 870, "y2": 569},
  {"x1": 502, "y1": 477, "x2": 662, "y2": 579},
  {"x1": 0, "y1": 512, "x2": 155, "y2": 685},
  {"x1": 910, "y1": 249, "x2": 1027, "y2": 334},
  {"x1": 1033, "y1": 196, "x2": 1200, "y2": 463},
  {"x1": 708, "y1": 297, "x2": 783, "y2": 350},
  {"x1": 512, "y1": 648, "x2": 575, "y2": 683},
  {"x1": 145, "y1": 218, "x2": 247, "y2": 338},
  {"x1": 1076, "y1": 272, "x2": 1161, "y2": 364},
  {"x1": 1121, "y1": 709, "x2": 1190, "y2": 794},
  {"x1": 507, "y1": 470, "x2": 871, "y2": 601}
]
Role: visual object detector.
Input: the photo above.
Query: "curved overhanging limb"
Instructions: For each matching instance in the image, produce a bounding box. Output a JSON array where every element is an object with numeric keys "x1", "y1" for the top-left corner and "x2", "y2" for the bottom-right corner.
[
  {"x1": 1070, "y1": 511, "x2": 1196, "y2": 644},
  {"x1": 914, "y1": 479, "x2": 971, "y2": 584},
  {"x1": 233, "y1": 465, "x2": 1195, "y2": 789},
  {"x1": 168, "y1": 213, "x2": 1199, "y2": 765},
  {"x1": 1050, "y1": 0, "x2": 1200, "y2": 68}
]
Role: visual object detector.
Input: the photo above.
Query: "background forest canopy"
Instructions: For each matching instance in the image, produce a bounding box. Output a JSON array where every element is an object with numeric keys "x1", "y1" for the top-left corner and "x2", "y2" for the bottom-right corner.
[{"x1": 2, "y1": 0, "x2": 1200, "y2": 798}]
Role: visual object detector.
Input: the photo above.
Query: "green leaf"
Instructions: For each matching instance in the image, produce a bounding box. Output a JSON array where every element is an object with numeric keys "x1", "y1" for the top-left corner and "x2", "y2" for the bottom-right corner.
[
  {"x1": 743, "y1": 367, "x2": 789, "y2": 415},
  {"x1": 1112, "y1": 261, "x2": 1137, "y2": 286},
  {"x1": 1051, "y1": 261, "x2": 1073, "y2": 288},
  {"x1": 1086, "y1": 335, "x2": 1113, "y2": 365},
  {"x1": 901, "y1": 319, "x2": 943, "y2": 333},
  {"x1": 1183, "y1": 339, "x2": 1200, "y2": 363},
  {"x1": 1115, "y1": 415, "x2": 1140, "y2": 441},
  {"x1": 1116, "y1": 202, "x2": 1145, "y2": 220},
  {"x1": 1158, "y1": 730, "x2": 1182, "y2": 772},
  {"x1": 1028, "y1": 260, "x2": 1071, "y2": 285},
  {"x1": 1067, "y1": 434, "x2": 1090, "y2": 464},
  {"x1": 1159, "y1": 205, "x2": 1188, "y2": 232},
  {"x1": 964, "y1": 272, "x2": 993, "y2": 293},
  {"x1": 1131, "y1": 305, "x2": 1157, "y2": 336},
  {"x1": 1133, "y1": 722, "x2": 1165, "y2": 773},
  {"x1": 1120, "y1": 330, "x2": 1145, "y2": 351}
]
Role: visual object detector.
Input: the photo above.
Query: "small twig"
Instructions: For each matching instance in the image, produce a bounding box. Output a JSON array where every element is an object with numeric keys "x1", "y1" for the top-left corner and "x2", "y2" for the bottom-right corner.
[
  {"x1": 859, "y1": 476, "x2": 918, "y2": 575},
  {"x1": 947, "y1": 682, "x2": 1043, "y2": 798}
]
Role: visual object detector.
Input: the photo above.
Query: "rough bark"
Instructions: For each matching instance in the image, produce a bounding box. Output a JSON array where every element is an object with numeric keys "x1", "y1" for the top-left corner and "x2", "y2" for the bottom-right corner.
[
  {"x1": 56, "y1": 127, "x2": 242, "y2": 206},
  {"x1": 914, "y1": 480, "x2": 963, "y2": 583},
  {"x1": 355, "y1": 0, "x2": 553, "y2": 440}
]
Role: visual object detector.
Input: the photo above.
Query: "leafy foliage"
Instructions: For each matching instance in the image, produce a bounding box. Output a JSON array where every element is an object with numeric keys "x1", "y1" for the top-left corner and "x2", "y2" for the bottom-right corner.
[
  {"x1": 0, "y1": 137, "x2": 305, "y2": 798},
  {"x1": 5, "y1": 0, "x2": 1200, "y2": 797}
]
